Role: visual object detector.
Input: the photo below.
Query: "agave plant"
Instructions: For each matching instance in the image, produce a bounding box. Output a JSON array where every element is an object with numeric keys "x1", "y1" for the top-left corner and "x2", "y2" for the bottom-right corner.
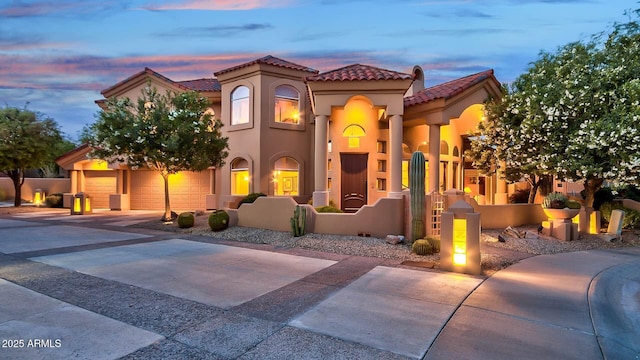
[{"x1": 542, "y1": 192, "x2": 568, "y2": 209}]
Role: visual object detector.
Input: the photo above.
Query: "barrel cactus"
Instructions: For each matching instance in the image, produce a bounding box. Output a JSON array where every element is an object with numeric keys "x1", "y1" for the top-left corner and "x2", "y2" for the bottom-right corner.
[
  {"x1": 177, "y1": 212, "x2": 195, "y2": 228},
  {"x1": 208, "y1": 210, "x2": 229, "y2": 231},
  {"x1": 412, "y1": 239, "x2": 434, "y2": 255},
  {"x1": 409, "y1": 151, "x2": 426, "y2": 242}
]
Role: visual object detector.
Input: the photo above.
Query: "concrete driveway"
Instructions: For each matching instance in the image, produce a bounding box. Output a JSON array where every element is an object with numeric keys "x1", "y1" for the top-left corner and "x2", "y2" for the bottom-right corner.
[{"x1": 0, "y1": 210, "x2": 638, "y2": 359}]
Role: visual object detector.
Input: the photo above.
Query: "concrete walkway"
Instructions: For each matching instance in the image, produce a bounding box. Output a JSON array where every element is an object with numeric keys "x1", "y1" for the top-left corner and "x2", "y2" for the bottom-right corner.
[{"x1": 0, "y1": 210, "x2": 638, "y2": 359}]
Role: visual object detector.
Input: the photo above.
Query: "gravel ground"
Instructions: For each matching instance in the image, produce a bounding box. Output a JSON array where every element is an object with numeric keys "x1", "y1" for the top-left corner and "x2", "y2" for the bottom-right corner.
[{"x1": 135, "y1": 212, "x2": 640, "y2": 276}]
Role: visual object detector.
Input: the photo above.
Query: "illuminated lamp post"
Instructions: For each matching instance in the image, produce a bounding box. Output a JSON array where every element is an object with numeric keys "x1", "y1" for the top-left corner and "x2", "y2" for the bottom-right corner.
[
  {"x1": 70, "y1": 192, "x2": 92, "y2": 215},
  {"x1": 33, "y1": 189, "x2": 45, "y2": 207},
  {"x1": 441, "y1": 200, "x2": 481, "y2": 275}
]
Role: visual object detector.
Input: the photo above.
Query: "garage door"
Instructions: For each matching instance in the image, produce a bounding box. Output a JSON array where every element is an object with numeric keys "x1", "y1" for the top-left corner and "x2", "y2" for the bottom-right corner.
[
  {"x1": 84, "y1": 170, "x2": 116, "y2": 209},
  {"x1": 130, "y1": 170, "x2": 209, "y2": 211}
]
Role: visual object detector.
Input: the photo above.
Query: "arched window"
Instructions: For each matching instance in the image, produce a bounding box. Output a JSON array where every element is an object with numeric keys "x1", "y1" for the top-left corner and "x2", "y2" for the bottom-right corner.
[
  {"x1": 417, "y1": 142, "x2": 429, "y2": 154},
  {"x1": 275, "y1": 85, "x2": 300, "y2": 124},
  {"x1": 273, "y1": 157, "x2": 299, "y2": 196},
  {"x1": 440, "y1": 140, "x2": 449, "y2": 155},
  {"x1": 453, "y1": 146, "x2": 460, "y2": 157},
  {"x1": 343, "y1": 124, "x2": 366, "y2": 148},
  {"x1": 231, "y1": 158, "x2": 249, "y2": 195},
  {"x1": 231, "y1": 86, "x2": 250, "y2": 125}
]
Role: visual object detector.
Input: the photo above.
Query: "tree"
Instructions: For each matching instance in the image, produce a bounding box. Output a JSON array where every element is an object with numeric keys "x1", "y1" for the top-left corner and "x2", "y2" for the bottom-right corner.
[
  {"x1": 0, "y1": 106, "x2": 64, "y2": 206},
  {"x1": 472, "y1": 9, "x2": 640, "y2": 207},
  {"x1": 88, "y1": 85, "x2": 229, "y2": 221}
]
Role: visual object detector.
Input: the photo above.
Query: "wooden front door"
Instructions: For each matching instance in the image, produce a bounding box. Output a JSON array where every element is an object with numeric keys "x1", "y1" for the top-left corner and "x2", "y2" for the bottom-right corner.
[{"x1": 340, "y1": 153, "x2": 368, "y2": 213}]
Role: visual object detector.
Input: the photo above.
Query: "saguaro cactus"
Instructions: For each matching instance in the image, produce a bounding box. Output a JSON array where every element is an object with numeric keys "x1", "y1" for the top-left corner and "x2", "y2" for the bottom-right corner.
[
  {"x1": 290, "y1": 205, "x2": 306, "y2": 237},
  {"x1": 409, "y1": 151, "x2": 426, "y2": 242}
]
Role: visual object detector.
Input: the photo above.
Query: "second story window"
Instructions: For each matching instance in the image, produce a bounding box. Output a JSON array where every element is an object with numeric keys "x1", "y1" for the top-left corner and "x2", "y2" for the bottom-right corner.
[
  {"x1": 274, "y1": 85, "x2": 300, "y2": 124},
  {"x1": 231, "y1": 86, "x2": 250, "y2": 125}
]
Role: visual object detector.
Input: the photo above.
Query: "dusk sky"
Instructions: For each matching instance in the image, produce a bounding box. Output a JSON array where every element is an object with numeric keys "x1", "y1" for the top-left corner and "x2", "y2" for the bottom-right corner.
[{"x1": 1, "y1": 0, "x2": 636, "y2": 140}]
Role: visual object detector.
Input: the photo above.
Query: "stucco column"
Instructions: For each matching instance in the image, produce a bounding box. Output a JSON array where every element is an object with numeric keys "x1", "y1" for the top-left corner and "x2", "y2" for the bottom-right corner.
[
  {"x1": 70, "y1": 170, "x2": 78, "y2": 193},
  {"x1": 428, "y1": 124, "x2": 441, "y2": 193},
  {"x1": 388, "y1": 114, "x2": 403, "y2": 198},
  {"x1": 494, "y1": 160, "x2": 508, "y2": 204},
  {"x1": 312, "y1": 115, "x2": 329, "y2": 207}
]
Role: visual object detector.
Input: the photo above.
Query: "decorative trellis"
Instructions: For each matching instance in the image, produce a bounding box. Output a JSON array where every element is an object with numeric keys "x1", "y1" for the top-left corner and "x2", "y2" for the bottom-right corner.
[{"x1": 429, "y1": 192, "x2": 445, "y2": 236}]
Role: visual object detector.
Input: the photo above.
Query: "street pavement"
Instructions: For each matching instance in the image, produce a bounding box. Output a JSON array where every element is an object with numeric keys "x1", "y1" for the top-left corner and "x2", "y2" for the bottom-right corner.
[{"x1": 0, "y1": 209, "x2": 638, "y2": 359}]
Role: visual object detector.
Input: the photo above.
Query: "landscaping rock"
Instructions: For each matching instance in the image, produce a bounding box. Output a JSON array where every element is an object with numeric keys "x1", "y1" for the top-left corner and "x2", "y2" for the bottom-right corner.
[{"x1": 385, "y1": 235, "x2": 404, "y2": 245}]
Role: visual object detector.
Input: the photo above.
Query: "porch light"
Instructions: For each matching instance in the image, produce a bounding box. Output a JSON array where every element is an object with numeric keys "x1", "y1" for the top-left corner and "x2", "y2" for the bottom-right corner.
[
  {"x1": 33, "y1": 189, "x2": 45, "y2": 207},
  {"x1": 441, "y1": 200, "x2": 481, "y2": 275},
  {"x1": 70, "y1": 192, "x2": 92, "y2": 215}
]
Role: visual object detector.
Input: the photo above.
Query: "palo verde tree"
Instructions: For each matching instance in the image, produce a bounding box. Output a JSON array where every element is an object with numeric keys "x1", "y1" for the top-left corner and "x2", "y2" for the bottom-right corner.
[
  {"x1": 470, "y1": 8, "x2": 640, "y2": 207},
  {"x1": 88, "y1": 85, "x2": 229, "y2": 221},
  {"x1": 0, "y1": 106, "x2": 64, "y2": 206}
]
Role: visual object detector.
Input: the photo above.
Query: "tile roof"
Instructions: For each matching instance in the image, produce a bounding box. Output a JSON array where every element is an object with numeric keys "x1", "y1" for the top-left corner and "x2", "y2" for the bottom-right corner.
[
  {"x1": 214, "y1": 55, "x2": 319, "y2": 76},
  {"x1": 177, "y1": 78, "x2": 221, "y2": 92},
  {"x1": 306, "y1": 64, "x2": 414, "y2": 82},
  {"x1": 404, "y1": 69, "x2": 496, "y2": 107}
]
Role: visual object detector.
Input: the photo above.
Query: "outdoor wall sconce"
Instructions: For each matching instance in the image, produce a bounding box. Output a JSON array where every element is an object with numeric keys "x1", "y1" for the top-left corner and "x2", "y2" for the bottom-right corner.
[
  {"x1": 70, "y1": 192, "x2": 92, "y2": 215},
  {"x1": 33, "y1": 189, "x2": 45, "y2": 207},
  {"x1": 441, "y1": 200, "x2": 481, "y2": 275}
]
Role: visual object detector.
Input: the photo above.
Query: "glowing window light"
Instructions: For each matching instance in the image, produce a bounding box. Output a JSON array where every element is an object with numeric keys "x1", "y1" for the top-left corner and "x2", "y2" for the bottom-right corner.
[{"x1": 453, "y1": 218, "x2": 467, "y2": 265}]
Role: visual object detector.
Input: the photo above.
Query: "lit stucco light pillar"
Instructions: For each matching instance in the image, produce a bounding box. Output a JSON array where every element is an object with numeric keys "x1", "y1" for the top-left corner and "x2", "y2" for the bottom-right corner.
[
  {"x1": 313, "y1": 115, "x2": 329, "y2": 207},
  {"x1": 494, "y1": 160, "x2": 508, "y2": 205},
  {"x1": 428, "y1": 124, "x2": 440, "y2": 193},
  {"x1": 388, "y1": 114, "x2": 403, "y2": 198}
]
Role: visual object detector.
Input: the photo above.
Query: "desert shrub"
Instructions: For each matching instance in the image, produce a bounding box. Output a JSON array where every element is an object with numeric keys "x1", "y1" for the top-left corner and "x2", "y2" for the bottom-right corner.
[
  {"x1": 177, "y1": 212, "x2": 195, "y2": 228},
  {"x1": 509, "y1": 189, "x2": 530, "y2": 204},
  {"x1": 590, "y1": 187, "x2": 614, "y2": 210},
  {"x1": 600, "y1": 202, "x2": 640, "y2": 229},
  {"x1": 239, "y1": 192, "x2": 266, "y2": 205},
  {"x1": 566, "y1": 199, "x2": 582, "y2": 209},
  {"x1": 208, "y1": 210, "x2": 229, "y2": 231},
  {"x1": 616, "y1": 185, "x2": 640, "y2": 202},
  {"x1": 412, "y1": 238, "x2": 434, "y2": 255},
  {"x1": 315, "y1": 205, "x2": 343, "y2": 213},
  {"x1": 45, "y1": 193, "x2": 63, "y2": 208}
]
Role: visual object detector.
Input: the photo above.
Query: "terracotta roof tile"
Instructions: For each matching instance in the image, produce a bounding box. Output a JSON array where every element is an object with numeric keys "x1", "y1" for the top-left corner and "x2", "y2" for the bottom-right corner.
[
  {"x1": 214, "y1": 55, "x2": 319, "y2": 76},
  {"x1": 306, "y1": 64, "x2": 414, "y2": 82},
  {"x1": 177, "y1": 78, "x2": 221, "y2": 92},
  {"x1": 404, "y1": 69, "x2": 496, "y2": 107}
]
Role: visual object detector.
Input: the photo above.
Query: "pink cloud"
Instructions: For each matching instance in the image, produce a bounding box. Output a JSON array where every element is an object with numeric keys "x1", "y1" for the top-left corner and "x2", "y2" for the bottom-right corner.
[{"x1": 142, "y1": 0, "x2": 293, "y2": 11}]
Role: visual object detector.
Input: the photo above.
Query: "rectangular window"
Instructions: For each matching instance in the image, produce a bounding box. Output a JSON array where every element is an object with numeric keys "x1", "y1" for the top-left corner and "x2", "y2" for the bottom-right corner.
[
  {"x1": 376, "y1": 178, "x2": 387, "y2": 191},
  {"x1": 231, "y1": 170, "x2": 249, "y2": 195},
  {"x1": 377, "y1": 141, "x2": 387, "y2": 154},
  {"x1": 377, "y1": 160, "x2": 386, "y2": 172},
  {"x1": 232, "y1": 98, "x2": 249, "y2": 125}
]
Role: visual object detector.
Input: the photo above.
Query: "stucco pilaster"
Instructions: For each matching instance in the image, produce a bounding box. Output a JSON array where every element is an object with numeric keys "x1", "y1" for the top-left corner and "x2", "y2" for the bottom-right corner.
[
  {"x1": 494, "y1": 160, "x2": 508, "y2": 204},
  {"x1": 388, "y1": 114, "x2": 403, "y2": 198},
  {"x1": 313, "y1": 115, "x2": 329, "y2": 207},
  {"x1": 428, "y1": 124, "x2": 440, "y2": 193}
]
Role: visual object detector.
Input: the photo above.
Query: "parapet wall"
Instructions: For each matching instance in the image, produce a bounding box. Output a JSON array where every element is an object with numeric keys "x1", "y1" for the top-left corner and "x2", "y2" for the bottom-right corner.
[{"x1": 234, "y1": 196, "x2": 404, "y2": 238}]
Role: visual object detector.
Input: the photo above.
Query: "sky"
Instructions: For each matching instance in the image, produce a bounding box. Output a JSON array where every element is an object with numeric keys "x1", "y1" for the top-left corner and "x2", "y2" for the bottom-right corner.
[{"x1": 0, "y1": 0, "x2": 636, "y2": 140}]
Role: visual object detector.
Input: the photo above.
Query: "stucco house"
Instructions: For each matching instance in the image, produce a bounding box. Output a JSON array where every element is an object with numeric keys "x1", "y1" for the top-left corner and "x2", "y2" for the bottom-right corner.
[{"x1": 57, "y1": 55, "x2": 505, "y2": 212}]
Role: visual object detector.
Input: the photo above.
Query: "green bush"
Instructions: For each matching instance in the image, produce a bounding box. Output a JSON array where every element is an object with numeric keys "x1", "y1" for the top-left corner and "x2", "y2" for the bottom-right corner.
[
  {"x1": 177, "y1": 212, "x2": 195, "y2": 228},
  {"x1": 591, "y1": 187, "x2": 615, "y2": 210},
  {"x1": 600, "y1": 202, "x2": 640, "y2": 229},
  {"x1": 566, "y1": 199, "x2": 582, "y2": 209},
  {"x1": 315, "y1": 205, "x2": 343, "y2": 213},
  {"x1": 45, "y1": 193, "x2": 63, "y2": 208},
  {"x1": 239, "y1": 192, "x2": 266, "y2": 206},
  {"x1": 208, "y1": 210, "x2": 229, "y2": 231},
  {"x1": 617, "y1": 185, "x2": 640, "y2": 202},
  {"x1": 508, "y1": 189, "x2": 530, "y2": 204}
]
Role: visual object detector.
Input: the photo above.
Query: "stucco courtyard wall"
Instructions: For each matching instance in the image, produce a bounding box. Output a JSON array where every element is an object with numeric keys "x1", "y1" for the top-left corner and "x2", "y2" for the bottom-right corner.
[
  {"x1": 0, "y1": 178, "x2": 70, "y2": 202},
  {"x1": 477, "y1": 203, "x2": 547, "y2": 229},
  {"x1": 233, "y1": 196, "x2": 404, "y2": 238}
]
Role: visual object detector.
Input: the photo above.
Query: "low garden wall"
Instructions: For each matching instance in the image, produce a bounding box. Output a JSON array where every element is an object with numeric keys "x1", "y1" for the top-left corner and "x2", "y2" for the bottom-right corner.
[
  {"x1": 477, "y1": 203, "x2": 547, "y2": 229},
  {"x1": 233, "y1": 196, "x2": 404, "y2": 238},
  {"x1": 622, "y1": 199, "x2": 640, "y2": 213},
  {"x1": 0, "y1": 178, "x2": 70, "y2": 202}
]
